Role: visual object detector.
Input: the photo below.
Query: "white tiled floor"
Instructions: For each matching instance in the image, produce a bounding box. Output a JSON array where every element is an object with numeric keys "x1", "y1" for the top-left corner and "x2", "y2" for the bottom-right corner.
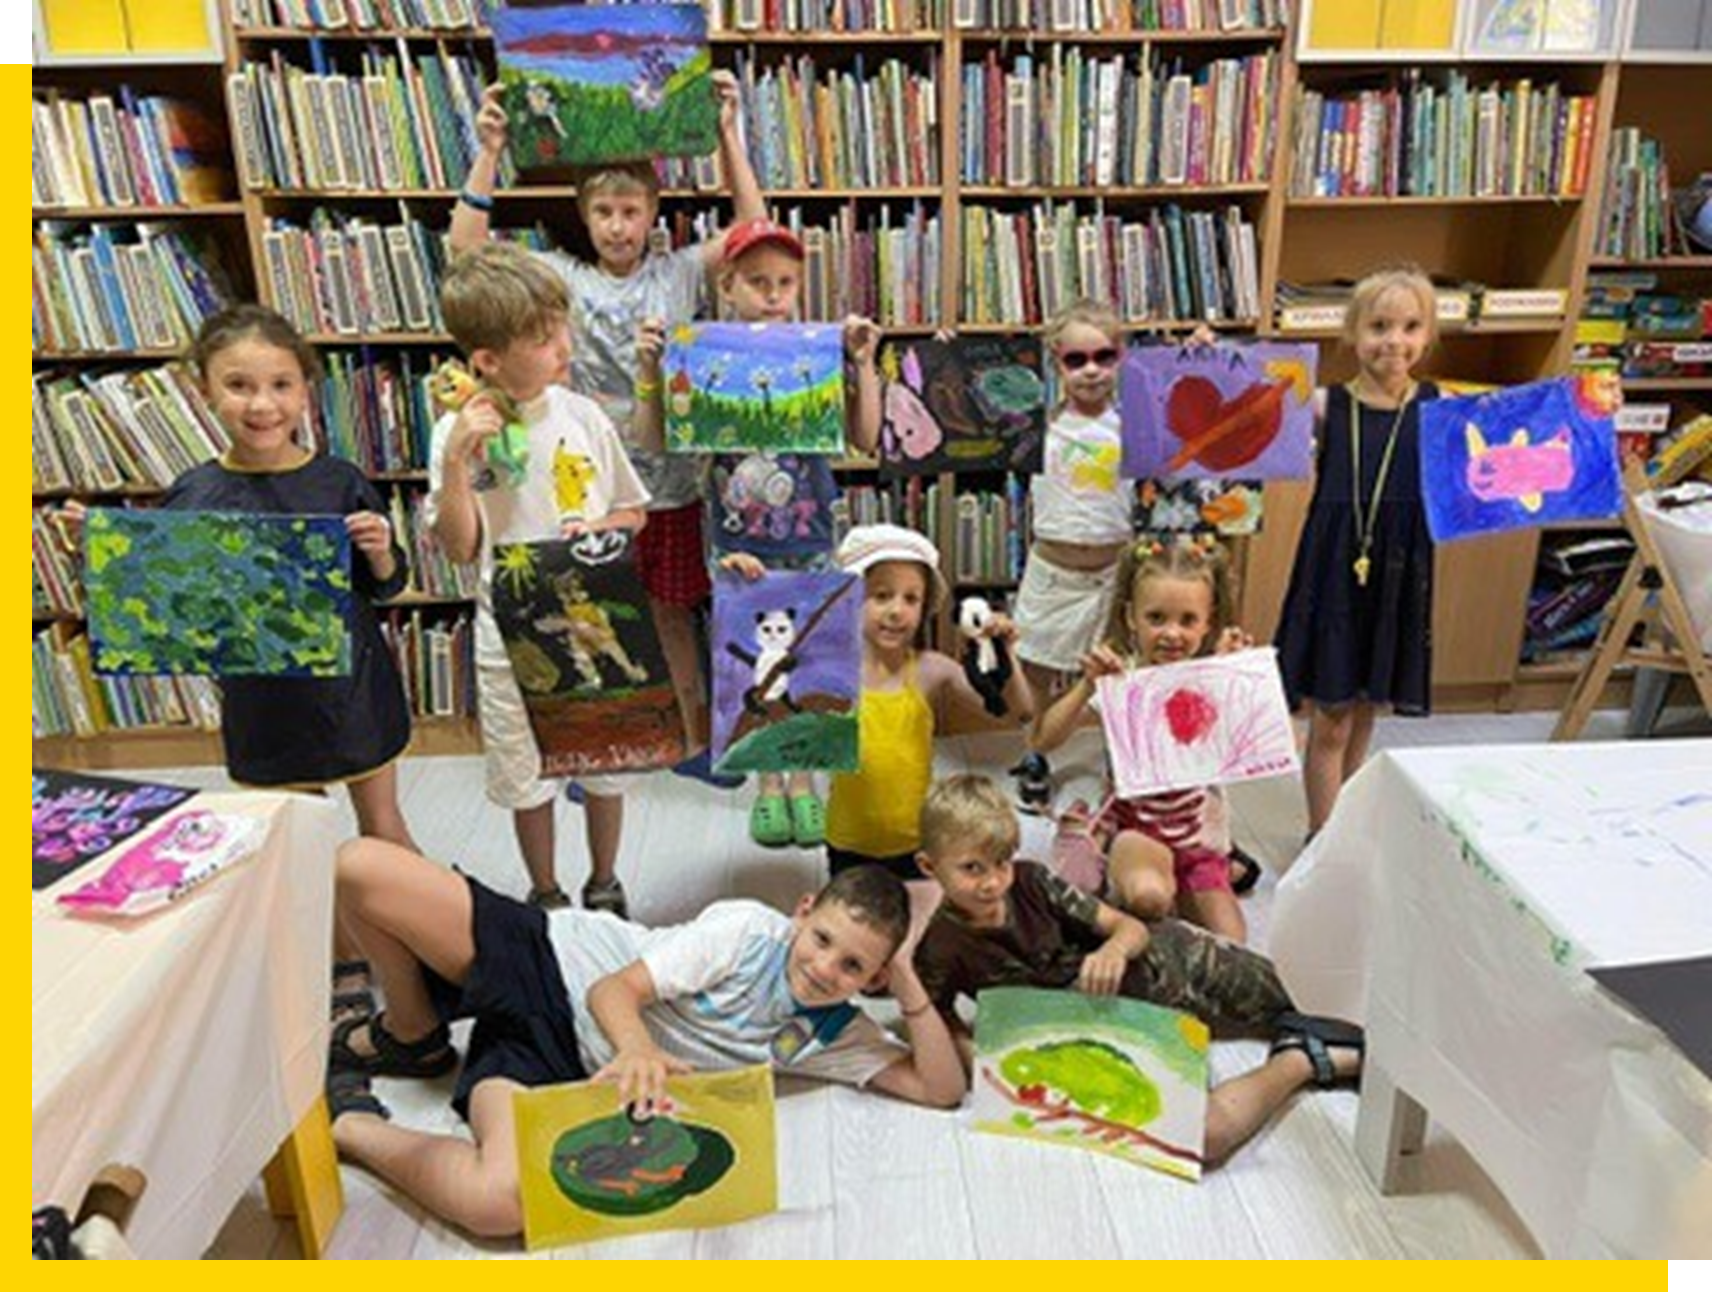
[{"x1": 166, "y1": 707, "x2": 1696, "y2": 1257}]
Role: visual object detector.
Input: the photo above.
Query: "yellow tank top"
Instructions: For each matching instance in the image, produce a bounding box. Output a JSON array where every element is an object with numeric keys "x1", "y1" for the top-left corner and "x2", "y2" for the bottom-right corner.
[{"x1": 826, "y1": 655, "x2": 935, "y2": 857}]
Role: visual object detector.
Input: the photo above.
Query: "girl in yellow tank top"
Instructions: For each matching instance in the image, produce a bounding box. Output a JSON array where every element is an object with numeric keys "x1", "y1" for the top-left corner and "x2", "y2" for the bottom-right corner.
[{"x1": 827, "y1": 525, "x2": 1035, "y2": 878}]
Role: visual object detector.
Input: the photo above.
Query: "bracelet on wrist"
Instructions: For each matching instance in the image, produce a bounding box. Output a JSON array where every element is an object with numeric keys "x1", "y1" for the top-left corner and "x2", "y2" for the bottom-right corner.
[
  {"x1": 634, "y1": 376, "x2": 661, "y2": 398},
  {"x1": 900, "y1": 1000, "x2": 933, "y2": 1019},
  {"x1": 457, "y1": 188, "x2": 495, "y2": 212}
]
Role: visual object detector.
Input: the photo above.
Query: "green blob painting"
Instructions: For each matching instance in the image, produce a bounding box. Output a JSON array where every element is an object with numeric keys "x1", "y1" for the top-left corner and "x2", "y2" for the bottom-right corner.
[{"x1": 549, "y1": 1111, "x2": 736, "y2": 1217}]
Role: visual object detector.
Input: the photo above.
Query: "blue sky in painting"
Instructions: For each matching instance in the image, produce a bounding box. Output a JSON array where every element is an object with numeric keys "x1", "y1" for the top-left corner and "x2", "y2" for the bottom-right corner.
[
  {"x1": 492, "y1": 3, "x2": 704, "y2": 88},
  {"x1": 670, "y1": 323, "x2": 844, "y2": 402}
]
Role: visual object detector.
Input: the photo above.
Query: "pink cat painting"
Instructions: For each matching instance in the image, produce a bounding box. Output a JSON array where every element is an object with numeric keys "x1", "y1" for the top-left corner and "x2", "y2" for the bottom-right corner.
[{"x1": 1464, "y1": 424, "x2": 1576, "y2": 513}]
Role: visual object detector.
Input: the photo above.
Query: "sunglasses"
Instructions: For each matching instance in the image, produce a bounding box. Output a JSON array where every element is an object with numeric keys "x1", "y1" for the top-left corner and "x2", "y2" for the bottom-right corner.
[{"x1": 1057, "y1": 347, "x2": 1121, "y2": 372}]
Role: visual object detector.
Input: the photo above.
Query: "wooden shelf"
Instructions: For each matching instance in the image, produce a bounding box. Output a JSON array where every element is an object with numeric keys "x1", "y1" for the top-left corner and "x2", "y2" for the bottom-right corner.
[
  {"x1": 960, "y1": 183, "x2": 1269, "y2": 199},
  {"x1": 233, "y1": 26, "x2": 484, "y2": 40},
  {"x1": 1588, "y1": 256, "x2": 1712, "y2": 270},
  {"x1": 379, "y1": 593, "x2": 473, "y2": 609},
  {"x1": 33, "y1": 715, "x2": 481, "y2": 771},
  {"x1": 1288, "y1": 194, "x2": 1584, "y2": 207},
  {"x1": 34, "y1": 349, "x2": 186, "y2": 363},
  {"x1": 302, "y1": 332, "x2": 453, "y2": 346},
  {"x1": 33, "y1": 203, "x2": 246, "y2": 220},
  {"x1": 1621, "y1": 377, "x2": 1712, "y2": 391},
  {"x1": 956, "y1": 27, "x2": 1286, "y2": 44}
]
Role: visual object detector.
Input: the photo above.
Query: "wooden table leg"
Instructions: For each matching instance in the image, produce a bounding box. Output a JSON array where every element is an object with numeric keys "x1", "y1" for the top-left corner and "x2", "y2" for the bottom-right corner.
[
  {"x1": 1354, "y1": 1058, "x2": 1429, "y2": 1195},
  {"x1": 261, "y1": 1097, "x2": 345, "y2": 1259}
]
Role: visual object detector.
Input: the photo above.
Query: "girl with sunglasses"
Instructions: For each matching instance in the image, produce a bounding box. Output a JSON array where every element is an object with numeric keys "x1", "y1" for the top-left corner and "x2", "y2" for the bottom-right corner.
[{"x1": 1010, "y1": 300, "x2": 1133, "y2": 813}]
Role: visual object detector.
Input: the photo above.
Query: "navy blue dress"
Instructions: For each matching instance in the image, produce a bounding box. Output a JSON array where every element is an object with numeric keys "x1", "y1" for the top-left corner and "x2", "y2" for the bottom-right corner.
[
  {"x1": 162, "y1": 455, "x2": 413, "y2": 785},
  {"x1": 1273, "y1": 383, "x2": 1438, "y2": 715}
]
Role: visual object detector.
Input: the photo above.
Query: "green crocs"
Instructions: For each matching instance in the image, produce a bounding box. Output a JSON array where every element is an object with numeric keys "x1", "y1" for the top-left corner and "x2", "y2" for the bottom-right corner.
[
  {"x1": 789, "y1": 793, "x2": 826, "y2": 848},
  {"x1": 750, "y1": 793, "x2": 793, "y2": 848}
]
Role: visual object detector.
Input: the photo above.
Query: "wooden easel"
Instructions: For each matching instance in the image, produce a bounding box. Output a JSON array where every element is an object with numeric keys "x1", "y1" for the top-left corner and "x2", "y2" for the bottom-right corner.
[{"x1": 1553, "y1": 459, "x2": 1712, "y2": 740}]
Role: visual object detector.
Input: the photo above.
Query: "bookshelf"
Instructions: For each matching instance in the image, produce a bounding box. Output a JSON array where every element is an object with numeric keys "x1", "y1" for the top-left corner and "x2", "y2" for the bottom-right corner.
[{"x1": 33, "y1": 0, "x2": 1712, "y2": 765}]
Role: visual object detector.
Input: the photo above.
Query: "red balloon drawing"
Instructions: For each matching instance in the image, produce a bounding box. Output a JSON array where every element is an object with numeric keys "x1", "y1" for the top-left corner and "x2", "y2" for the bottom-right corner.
[
  {"x1": 1163, "y1": 687, "x2": 1219, "y2": 745},
  {"x1": 1164, "y1": 376, "x2": 1287, "y2": 473}
]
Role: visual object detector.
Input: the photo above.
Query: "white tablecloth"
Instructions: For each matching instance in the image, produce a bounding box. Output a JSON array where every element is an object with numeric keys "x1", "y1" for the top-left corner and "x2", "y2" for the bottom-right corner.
[
  {"x1": 1270, "y1": 742, "x2": 1712, "y2": 1258},
  {"x1": 32, "y1": 793, "x2": 338, "y2": 1258}
]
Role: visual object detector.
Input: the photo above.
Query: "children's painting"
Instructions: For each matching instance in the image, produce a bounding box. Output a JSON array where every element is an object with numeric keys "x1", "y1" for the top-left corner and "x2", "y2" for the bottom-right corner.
[
  {"x1": 1097, "y1": 647, "x2": 1299, "y2": 797},
  {"x1": 493, "y1": 2, "x2": 717, "y2": 167},
  {"x1": 514, "y1": 1065, "x2": 778, "y2": 1250},
  {"x1": 664, "y1": 323, "x2": 845, "y2": 454},
  {"x1": 84, "y1": 509, "x2": 352, "y2": 678},
  {"x1": 878, "y1": 336, "x2": 1047, "y2": 477},
  {"x1": 1136, "y1": 478, "x2": 1265, "y2": 535},
  {"x1": 490, "y1": 532, "x2": 685, "y2": 776},
  {"x1": 32, "y1": 770, "x2": 195, "y2": 892},
  {"x1": 710, "y1": 570, "x2": 860, "y2": 775},
  {"x1": 970, "y1": 986, "x2": 1210, "y2": 1182},
  {"x1": 1120, "y1": 342, "x2": 1317, "y2": 481},
  {"x1": 1420, "y1": 374, "x2": 1623, "y2": 542},
  {"x1": 58, "y1": 810, "x2": 265, "y2": 918}
]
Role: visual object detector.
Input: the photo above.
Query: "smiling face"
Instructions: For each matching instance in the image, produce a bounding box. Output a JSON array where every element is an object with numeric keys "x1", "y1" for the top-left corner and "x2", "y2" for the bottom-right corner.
[
  {"x1": 721, "y1": 244, "x2": 803, "y2": 323},
  {"x1": 786, "y1": 898, "x2": 896, "y2": 1007},
  {"x1": 861, "y1": 561, "x2": 930, "y2": 657},
  {"x1": 1128, "y1": 573, "x2": 1215, "y2": 666},
  {"x1": 919, "y1": 841, "x2": 1014, "y2": 929},
  {"x1": 201, "y1": 336, "x2": 311, "y2": 469},
  {"x1": 1351, "y1": 284, "x2": 1431, "y2": 395},
  {"x1": 1052, "y1": 319, "x2": 1123, "y2": 416},
  {"x1": 580, "y1": 188, "x2": 656, "y2": 278}
]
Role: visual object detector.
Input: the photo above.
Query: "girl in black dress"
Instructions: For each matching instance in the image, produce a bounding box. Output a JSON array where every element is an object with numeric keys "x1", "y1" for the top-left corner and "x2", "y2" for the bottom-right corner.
[{"x1": 1273, "y1": 267, "x2": 1441, "y2": 837}]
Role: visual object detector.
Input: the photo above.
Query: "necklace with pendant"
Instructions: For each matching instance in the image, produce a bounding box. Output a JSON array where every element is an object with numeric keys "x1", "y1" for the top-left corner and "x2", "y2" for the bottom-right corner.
[{"x1": 1349, "y1": 381, "x2": 1414, "y2": 588}]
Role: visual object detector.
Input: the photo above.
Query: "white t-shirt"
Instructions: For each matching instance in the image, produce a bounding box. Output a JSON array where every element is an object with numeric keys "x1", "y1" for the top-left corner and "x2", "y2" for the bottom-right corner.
[
  {"x1": 425, "y1": 384, "x2": 650, "y2": 618},
  {"x1": 542, "y1": 245, "x2": 708, "y2": 510},
  {"x1": 1030, "y1": 406, "x2": 1133, "y2": 546},
  {"x1": 548, "y1": 899, "x2": 907, "y2": 1088}
]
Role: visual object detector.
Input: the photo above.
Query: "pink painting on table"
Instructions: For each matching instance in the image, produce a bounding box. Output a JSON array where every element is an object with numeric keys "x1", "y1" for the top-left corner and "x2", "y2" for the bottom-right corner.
[{"x1": 1096, "y1": 647, "x2": 1298, "y2": 797}]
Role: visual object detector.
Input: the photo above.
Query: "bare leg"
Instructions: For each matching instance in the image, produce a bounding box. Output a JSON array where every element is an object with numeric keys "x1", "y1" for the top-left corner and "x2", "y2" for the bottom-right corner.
[
  {"x1": 1344, "y1": 702, "x2": 1378, "y2": 780},
  {"x1": 333, "y1": 1076, "x2": 527, "y2": 1239},
  {"x1": 1179, "y1": 885, "x2": 1247, "y2": 945},
  {"x1": 1021, "y1": 661, "x2": 1062, "y2": 749},
  {"x1": 786, "y1": 770, "x2": 816, "y2": 798},
  {"x1": 583, "y1": 793, "x2": 623, "y2": 887},
  {"x1": 1303, "y1": 702, "x2": 1360, "y2": 835},
  {"x1": 653, "y1": 600, "x2": 706, "y2": 747},
  {"x1": 347, "y1": 763, "x2": 417, "y2": 851},
  {"x1": 513, "y1": 801, "x2": 558, "y2": 898},
  {"x1": 755, "y1": 772, "x2": 786, "y2": 799},
  {"x1": 1204, "y1": 1044, "x2": 1362, "y2": 1166},
  {"x1": 1106, "y1": 830, "x2": 1176, "y2": 921}
]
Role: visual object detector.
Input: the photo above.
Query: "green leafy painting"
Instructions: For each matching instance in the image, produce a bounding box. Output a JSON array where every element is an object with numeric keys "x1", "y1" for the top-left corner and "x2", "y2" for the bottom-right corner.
[
  {"x1": 84, "y1": 509, "x2": 352, "y2": 678},
  {"x1": 970, "y1": 986, "x2": 1210, "y2": 1181}
]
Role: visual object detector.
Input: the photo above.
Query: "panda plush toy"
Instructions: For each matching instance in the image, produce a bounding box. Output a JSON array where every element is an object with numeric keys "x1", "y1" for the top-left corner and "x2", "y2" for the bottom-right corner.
[{"x1": 958, "y1": 597, "x2": 1013, "y2": 717}]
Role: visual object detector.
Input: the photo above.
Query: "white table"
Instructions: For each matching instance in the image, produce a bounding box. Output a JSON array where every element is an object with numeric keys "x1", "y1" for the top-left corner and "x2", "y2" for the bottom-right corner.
[
  {"x1": 32, "y1": 792, "x2": 344, "y2": 1258},
  {"x1": 1269, "y1": 742, "x2": 1712, "y2": 1258}
]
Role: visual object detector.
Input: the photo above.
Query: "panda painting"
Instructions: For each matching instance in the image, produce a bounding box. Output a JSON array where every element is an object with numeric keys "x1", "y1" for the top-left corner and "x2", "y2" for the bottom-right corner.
[{"x1": 725, "y1": 608, "x2": 802, "y2": 716}]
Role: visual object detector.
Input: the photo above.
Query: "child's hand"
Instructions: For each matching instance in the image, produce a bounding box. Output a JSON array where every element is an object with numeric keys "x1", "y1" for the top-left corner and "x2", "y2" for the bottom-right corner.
[
  {"x1": 959, "y1": 609, "x2": 1018, "y2": 646},
  {"x1": 717, "y1": 552, "x2": 767, "y2": 581},
  {"x1": 345, "y1": 511, "x2": 394, "y2": 561},
  {"x1": 843, "y1": 316, "x2": 881, "y2": 367},
  {"x1": 475, "y1": 83, "x2": 508, "y2": 157},
  {"x1": 1077, "y1": 945, "x2": 1128, "y2": 997},
  {"x1": 1185, "y1": 323, "x2": 1218, "y2": 349},
  {"x1": 447, "y1": 394, "x2": 505, "y2": 465},
  {"x1": 1081, "y1": 644, "x2": 1127, "y2": 683},
  {"x1": 53, "y1": 500, "x2": 88, "y2": 552},
  {"x1": 713, "y1": 69, "x2": 741, "y2": 131},
  {"x1": 594, "y1": 1043, "x2": 693, "y2": 1116},
  {"x1": 1214, "y1": 626, "x2": 1254, "y2": 655},
  {"x1": 636, "y1": 317, "x2": 666, "y2": 377}
]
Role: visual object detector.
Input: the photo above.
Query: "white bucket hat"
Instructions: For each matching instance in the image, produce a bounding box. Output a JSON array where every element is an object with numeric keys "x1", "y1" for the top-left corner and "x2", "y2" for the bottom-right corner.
[{"x1": 834, "y1": 523, "x2": 948, "y2": 608}]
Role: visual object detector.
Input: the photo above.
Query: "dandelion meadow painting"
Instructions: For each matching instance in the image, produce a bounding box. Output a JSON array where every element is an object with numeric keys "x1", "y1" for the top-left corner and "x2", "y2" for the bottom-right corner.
[
  {"x1": 84, "y1": 509, "x2": 352, "y2": 678},
  {"x1": 971, "y1": 986, "x2": 1210, "y2": 1182},
  {"x1": 663, "y1": 322, "x2": 845, "y2": 454},
  {"x1": 493, "y1": 2, "x2": 717, "y2": 167}
]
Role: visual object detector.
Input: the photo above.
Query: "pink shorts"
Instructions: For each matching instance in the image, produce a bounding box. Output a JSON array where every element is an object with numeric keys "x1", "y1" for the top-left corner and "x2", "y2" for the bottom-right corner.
[{"x1": 1100, "y1": 801, "x2": 1234, "y2": 896}]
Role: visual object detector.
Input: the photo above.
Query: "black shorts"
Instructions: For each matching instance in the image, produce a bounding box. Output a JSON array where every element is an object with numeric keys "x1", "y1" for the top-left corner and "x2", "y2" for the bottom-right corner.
[
  {"x1": 426, "y1": 875, "x2": 589, "y2": 1120},
  {"x1": 826, "y1": 843, "x2": 919, "y2": 882}
]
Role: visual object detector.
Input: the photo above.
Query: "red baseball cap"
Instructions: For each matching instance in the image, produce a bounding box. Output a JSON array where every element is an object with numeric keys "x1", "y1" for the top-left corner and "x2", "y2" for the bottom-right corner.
[{"x1": 722, "y1": 217, "x2": 805, "y2": 266}]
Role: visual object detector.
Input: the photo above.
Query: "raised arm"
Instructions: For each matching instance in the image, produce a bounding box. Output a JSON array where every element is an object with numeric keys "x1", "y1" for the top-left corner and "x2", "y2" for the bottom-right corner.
[
  {"x1": 428, "y1": 398, "x2": 504, "y2": 564},
  {"x1": 1033, "y1": 644, "x2": 1125, "y2": 753},
  {"x1": 448, "y1": 84, "x2": 506, "y2": 256},
  {"x1": 701, "y1": 70, "x2": 767, "y2": 268},
  {"x1": 865, "y1": 948, "x2": 967, "y2": 1109},
  {"x1": 631, "y1": 317, "x2": 667, "y2": 455},
  {"x1": 843, "y1": 316, "x2": 883, "y2": 456}
]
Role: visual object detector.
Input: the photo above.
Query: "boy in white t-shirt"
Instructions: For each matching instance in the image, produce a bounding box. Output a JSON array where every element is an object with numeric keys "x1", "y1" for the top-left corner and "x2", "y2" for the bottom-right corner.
[
  {"x1": 426, "y1": 244, "x2": 650, "y2": 916},
  {"x1": 326, "y1": 837, "x2": 963, "y2": 1240}
]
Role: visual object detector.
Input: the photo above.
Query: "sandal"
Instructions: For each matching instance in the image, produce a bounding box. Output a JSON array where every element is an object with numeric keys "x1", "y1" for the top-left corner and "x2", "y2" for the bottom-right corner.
[
  {"x1": 327, "y1": 1066, "x2": 391, "y2": 1125},
  {"x1": 1269, "y1": 1011, "x2": 1365, "y2": 1089},
  {"x1": 330, "y1": 1011, "x2": 458, "y2": 1079},
  {"x1": 789, "y1": 793, "x2": 826, "y2": 848},
  {"x1": 331, "y1": 958, "x2": 375, "y2": 1025},
  {"x1": 527, "y1": 885, "x2": 572, "y2": 911},
  {"x1": 1229, "y1": 845, "x2": 1263, "y2": 896},
  {"x1": 749, "y1": 793, "x2": 793, "y2": 848}
]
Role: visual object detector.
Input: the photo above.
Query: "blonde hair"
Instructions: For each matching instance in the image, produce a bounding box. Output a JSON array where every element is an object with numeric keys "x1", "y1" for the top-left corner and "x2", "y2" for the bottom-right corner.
[
  {"x1": 440, "y1": 242, "x2": 571, "y2": 357},
  {"x1": 1043, "y1": 298, "x2": 1123, "y2": 354},
  {"x1": 574, "y1": 163, "x2": 660, "y2": 210},
  {"x1": 1342, "y1": 263, "x2": 1439, "y2": 352},
  {"x1": 1103, "y1": 538, "x2": 1237, "y2": 657},
  {"x1": 919, "y1": 774, "x2": 1020, "y2": 863}
]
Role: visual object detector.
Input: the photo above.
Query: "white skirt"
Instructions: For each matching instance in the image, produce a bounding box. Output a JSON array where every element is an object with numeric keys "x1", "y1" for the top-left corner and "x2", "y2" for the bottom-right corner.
[{"x1": 1013, "y1": 550, "x2": 1122, "y2": 673}]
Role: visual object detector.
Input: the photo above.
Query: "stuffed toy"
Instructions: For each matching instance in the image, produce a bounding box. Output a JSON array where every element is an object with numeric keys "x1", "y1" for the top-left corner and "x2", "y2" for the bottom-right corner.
[
  {"x1": 428, "y1": 360, "x2": 530, "y2": 487},
  {"x1": 958, "y1": 596, "x2": 1013, "y2": 717}
]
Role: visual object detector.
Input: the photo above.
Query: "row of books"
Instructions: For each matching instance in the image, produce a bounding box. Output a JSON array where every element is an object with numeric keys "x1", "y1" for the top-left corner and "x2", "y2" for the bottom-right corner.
[
  {"x1": 949, "y1": 483, "x2": 1029, "y2": 586},
  {"x1": 262, "y1": 207, "x2": 446, "y2": 335},
  {"x1": 1288, "y1": 73, "x2": 1597, "y2": 199},
  {"x1": 381, "y1": 608, "x2": 478, "y2": 718},
  {"x1": 960, "y1": 48, "x2": 1278, "y2": 189},
  {"x1": 733, "y1": 52, "x2": 941, "y2": 191},
  {"x1": 667, "y1": 203, "x2": 945, "y2": 323},
  {"x1": 833, "y1": 479, "x2": 940, "y2": 549},
  {"x1": 32, "y1": 628, "x2": 221, "y2": 739},
  {"x1": 1596, "y1": 129, "x2": 1692, "y2": 263},
  {"x1": 715, "y1": 0, "x2": 942, "y2": 29},
  {"x1": 228, "y1": 46, "x2": 502, "y2": 194},
  {"x1": 384, "y1": 490, "x2": 480, "y2": 601},
  {"x1": 33, "y1": 364, "x2": 229, "y2": 494},
  {"x1": 32, "y1": 222, "x2": 236, "y2": 356},
  {"x1": 962, "y1": 200, "x2": 1260, "y2": 324},
  {"x1": 32, "y1": 510, "x2": 83, "y2": 618},
  {"x1": 230, "y1": 0, "x2": 486, "y2": 28},
  {"x1": 312, "y1": 347, "x2": 452, "y2": 472},
  {"x1": 32, "y1": 91, "x2": 233, "y2": 210},
  {"x1": 947, "y1": 0, "x2": 1283, "y2": 30}
]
